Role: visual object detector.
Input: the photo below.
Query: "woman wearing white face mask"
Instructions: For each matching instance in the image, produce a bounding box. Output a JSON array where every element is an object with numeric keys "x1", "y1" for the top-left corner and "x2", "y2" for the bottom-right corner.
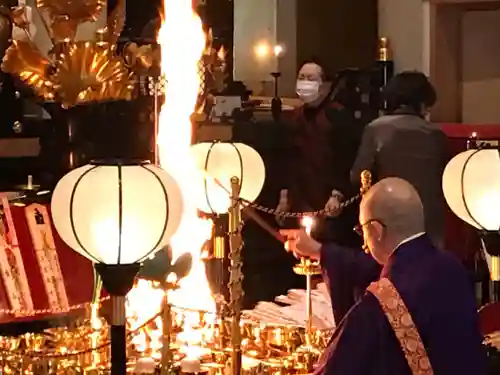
[
  {"x1": 276, "y1": 61, "x2": 365, "y2": 249},
  {"x1": 296, "y1": 79, "x2": 321, "y2": 104}
]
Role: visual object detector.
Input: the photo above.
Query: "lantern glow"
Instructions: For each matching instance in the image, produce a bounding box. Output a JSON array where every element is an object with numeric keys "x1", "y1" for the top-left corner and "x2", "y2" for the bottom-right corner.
[
  {"x1": 190, "y1": 142, "x2": 266, "y2": 214},
  {"x1": 51, "y1": 161, "x2": 184, "y2": 265},
  {"x1": 442, "y1": 149, "x2": 500, "y2": 231}
]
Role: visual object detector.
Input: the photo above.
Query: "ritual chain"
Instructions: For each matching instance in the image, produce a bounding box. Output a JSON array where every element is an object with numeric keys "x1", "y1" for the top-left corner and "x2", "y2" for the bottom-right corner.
[
  {"x1": 0, "y1": 296, "x2": 110, "y2": 317},
  {"x1": 240, "y1": 193, "x2": 361, "y2": 218}
]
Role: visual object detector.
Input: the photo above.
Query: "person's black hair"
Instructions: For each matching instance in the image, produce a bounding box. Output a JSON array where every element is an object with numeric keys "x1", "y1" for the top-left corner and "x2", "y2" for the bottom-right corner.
[
  {"x1": 298, "y1": 58, "x2": 331, "y2": 81},
  {"x1": 383, "y1": 71, "x2": 437, "y2": 113}
]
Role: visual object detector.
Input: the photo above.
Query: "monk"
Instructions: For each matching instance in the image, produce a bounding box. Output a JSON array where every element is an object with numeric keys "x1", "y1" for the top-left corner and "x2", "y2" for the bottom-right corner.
[{"x1": 283, "y1": 178, "x2": 487, "y2": 375}]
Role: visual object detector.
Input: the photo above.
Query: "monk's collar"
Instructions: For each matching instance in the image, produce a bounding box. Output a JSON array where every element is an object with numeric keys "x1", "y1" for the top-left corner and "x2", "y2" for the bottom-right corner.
[{"x1": 381, "y1": 232, "x2": 426, "y2": 277}]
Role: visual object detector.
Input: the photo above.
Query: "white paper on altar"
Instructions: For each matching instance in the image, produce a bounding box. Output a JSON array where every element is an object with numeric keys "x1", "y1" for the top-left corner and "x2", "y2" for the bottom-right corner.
[{"x1": 242, "y1": 282, "x2": 335, "y2": 330}]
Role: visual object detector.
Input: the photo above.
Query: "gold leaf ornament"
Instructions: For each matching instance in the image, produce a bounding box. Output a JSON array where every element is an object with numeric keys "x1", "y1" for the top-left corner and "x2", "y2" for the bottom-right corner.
[
  {"x1": 51, "y1": 15, "x2": 78, "y2": 42},
  {"x1": 36, "y1": 0, "x2": 106, "y2": 24},
  {"x1": 51, "y1": 42, "x2": 133, "y2": 107},
  {"x1": 123, "y1": 43, "x2": 161, "y2": 74},
  {"x1": 1, "y1": 40, "x2": 56, "y2": 100}
]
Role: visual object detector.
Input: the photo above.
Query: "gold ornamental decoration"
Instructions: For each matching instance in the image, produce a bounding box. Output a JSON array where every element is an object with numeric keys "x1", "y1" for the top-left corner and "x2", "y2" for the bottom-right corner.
[
  {"x1": 1, "y1": 0, "x2": 132, "y2": 108},
  {"x1": 2, "y1": 40, "x2": 56, "y2": 100},
  {"x1": 2, "y1": 39, "x2": 133, "y2": 108},
  {"x1": 51, "y1": 41, "x2": 133, "y2": 107},
  {"x1": 36, "y1": 0, "x2": 106, "y2": 24}
]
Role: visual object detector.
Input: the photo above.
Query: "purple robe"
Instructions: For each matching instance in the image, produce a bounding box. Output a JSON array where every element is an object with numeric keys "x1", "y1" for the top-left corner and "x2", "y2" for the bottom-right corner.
[{"x1": 316, "y1": 235, "x2": 487, "y2": 375}]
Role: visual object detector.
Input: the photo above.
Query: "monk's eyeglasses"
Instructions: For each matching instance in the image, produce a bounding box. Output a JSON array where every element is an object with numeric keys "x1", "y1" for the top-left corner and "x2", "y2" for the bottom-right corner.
[{"x1": 353, "y1": 219, "x2": 386, "y2": 236}]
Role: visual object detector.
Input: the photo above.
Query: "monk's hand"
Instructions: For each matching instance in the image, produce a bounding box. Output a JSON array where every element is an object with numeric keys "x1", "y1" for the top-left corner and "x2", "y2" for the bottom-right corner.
[
  {"x1": 275, "y1": 189, "x2": 290, "y2": 226},
  {"x1": 280, "y1": 228, "x2": 321, "y2": 260},
  {"x1": 324, "y1": 189, "x2": 343, "y2": 217}
]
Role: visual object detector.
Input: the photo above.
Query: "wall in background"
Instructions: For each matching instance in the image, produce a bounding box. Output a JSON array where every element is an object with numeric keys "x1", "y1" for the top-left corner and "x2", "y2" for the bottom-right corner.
[
  {"x1": 379, "y1": 0, "x2": 500, "y2": 124},
  {"x1": 461, "y1": 10, "x2": 500, "y2": 124},
  {"x1": 377, "y1": 0, "x2": 430, "y2": 74},
  {"x1": 233, "y1": 0, "x2": 297, "y2": 96},
  {"x1": 296, "y1": 0, "x2": 378, "y2": 77},
  {"x1": 233, "y1": 0, "x2": 378, "y2": 97}
]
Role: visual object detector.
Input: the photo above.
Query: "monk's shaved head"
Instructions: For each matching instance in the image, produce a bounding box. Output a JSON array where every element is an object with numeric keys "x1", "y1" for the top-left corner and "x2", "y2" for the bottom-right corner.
[{"x1": 360, "y1": 178, "x2": 425, "y2": 263}]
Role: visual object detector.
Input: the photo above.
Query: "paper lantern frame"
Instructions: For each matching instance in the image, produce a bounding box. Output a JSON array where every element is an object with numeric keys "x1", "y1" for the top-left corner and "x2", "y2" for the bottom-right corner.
[
  {"x1": 443, "y1": 146, "x2": 500, "y2": 232},
  {"x1": 191, "y1": 141, "x2": 266, "y2": 214},
  {"x1": 51, "y1": 159, "x2": 181, "y2": 265}
]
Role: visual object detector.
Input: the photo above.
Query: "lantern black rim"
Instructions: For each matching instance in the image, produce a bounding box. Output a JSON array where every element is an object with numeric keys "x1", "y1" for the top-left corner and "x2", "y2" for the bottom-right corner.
[{"x1": 90, "y1": 158, "x2": 151, "y2": 166}]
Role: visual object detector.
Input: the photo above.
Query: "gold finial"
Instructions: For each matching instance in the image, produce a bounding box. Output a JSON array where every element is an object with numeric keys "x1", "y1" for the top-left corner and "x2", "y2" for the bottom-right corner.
[
  {"x1": 378, "y1": 37, "x2": 390, "y2": 62},
  {"x1": 360, "y1": 170, "x2": 372, "y2": 195},
  {"x1": 360, "y1": 170, "x2": 373, "y2": 254}
]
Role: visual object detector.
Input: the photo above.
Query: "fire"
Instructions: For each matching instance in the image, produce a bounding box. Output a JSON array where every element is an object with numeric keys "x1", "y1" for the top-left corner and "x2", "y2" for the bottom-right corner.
[
  {"x1": 157, "y1": 0, "x2": 213, "y2": 312},
  {"x1": 157, "y1": 0, "x2": 214, "y2": 360},
  {"x1": 126, "y1": 0, "x2": 214, "y2": 361}
]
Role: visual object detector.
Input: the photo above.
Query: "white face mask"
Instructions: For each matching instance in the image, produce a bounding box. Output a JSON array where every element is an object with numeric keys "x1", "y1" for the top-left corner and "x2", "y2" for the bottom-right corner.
[{"x1": 296, "y1": 80, "x2": 321, "y2": 103}]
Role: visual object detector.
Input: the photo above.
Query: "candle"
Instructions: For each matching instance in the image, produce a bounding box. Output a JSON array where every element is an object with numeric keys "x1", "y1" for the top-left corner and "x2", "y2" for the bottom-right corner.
[
  {"x1": 181, "y1": 358, "x2": 201, "y2": 374},
  {"x1": 301, "y1": 216, "x2": 314, "y2": 236},
  {"x1": 134, "y1": 358, "x2": 156, "y2": 374}
]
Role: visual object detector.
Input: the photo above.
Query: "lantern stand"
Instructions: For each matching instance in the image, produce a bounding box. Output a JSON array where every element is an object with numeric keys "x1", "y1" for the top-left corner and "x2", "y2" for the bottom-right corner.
[
  {"x1": 50, "y1": 159, "x2": 183, "y2": 375},
  {"x1": 442, "y1": 144, "x2": 500, "y2": 304},
  {"x1": 270, "y1": 72, "x2": 282, "y2": 122},
  {"x1": 228, "y1": 177, "x2": 243, "y2": 375},
  {"x1": 95, "y1": 263, "x2": 141, "y2": 375},
  {"x1": 479, "y1": 232, "x2": 500, "y2": 302}
]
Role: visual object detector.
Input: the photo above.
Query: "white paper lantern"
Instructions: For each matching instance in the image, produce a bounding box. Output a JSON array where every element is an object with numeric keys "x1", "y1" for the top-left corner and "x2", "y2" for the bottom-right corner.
[
  {"x1": 51, "y1": 161, "x2": 184, "y2": 265},
  {"x1": 190, "y1": 142, "x2": 266, "y2": 214},
  {"x1": 442, "y1": 149, "x2": 500, "y2": 231}
]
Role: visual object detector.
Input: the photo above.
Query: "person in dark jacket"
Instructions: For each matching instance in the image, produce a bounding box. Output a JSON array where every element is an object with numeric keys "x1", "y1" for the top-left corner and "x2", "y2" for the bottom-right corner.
[
  {"x1": 277, "y1": 61, "x2": 364, "y2": 247},
  {"x1": 351, "y1": 71, "x2": 448, "y2": 248}
]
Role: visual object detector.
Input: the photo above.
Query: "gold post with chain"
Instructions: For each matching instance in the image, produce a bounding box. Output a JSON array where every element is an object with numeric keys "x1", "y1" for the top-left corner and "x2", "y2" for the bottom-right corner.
[
  {"x1": 360, "y1": 170, "x2": 373, "y2": 253},
  {"x1": 228, "y1": 177, "x2": 243, "y2": 375}
]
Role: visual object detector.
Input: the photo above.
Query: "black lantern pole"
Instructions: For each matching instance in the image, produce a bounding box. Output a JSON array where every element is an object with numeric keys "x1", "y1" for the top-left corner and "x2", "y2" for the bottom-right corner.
[
  {"x1": 479, "y1": 232, "x2": 500, "y2": 302},
  {"x1": 270, "y1": 72, "x2": 282, "y2": 122},
  {"x1": 95, "y1": 263, "x2": 141, "y2": 375}
]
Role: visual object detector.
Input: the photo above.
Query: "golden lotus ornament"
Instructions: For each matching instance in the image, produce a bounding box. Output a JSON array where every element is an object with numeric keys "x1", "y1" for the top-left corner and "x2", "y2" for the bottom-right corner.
[
  {"x1": 51, "y1": 41, "x2": 132, "y2": 107},
  {"x1": 1, "y1": 40, "x2": 56, "y2": 100}
]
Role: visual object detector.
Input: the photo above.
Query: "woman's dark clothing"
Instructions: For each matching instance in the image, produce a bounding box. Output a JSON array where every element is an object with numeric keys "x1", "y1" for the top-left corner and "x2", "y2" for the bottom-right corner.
[{"x1": 285, "y1": 99, "x2": 364, "y2": 247}]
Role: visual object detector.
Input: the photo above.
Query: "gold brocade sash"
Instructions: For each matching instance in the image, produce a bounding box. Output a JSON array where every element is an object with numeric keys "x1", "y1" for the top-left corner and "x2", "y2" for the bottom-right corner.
[
  {"x1": 367, "y1": 278, "x2": 434, "y2": 375},
  {"x1": 25, "y1": 204, "x2": 69, "y2": 311},
  {"x1": 0, "y1": 196, "x2": 34, "y2": 314}
]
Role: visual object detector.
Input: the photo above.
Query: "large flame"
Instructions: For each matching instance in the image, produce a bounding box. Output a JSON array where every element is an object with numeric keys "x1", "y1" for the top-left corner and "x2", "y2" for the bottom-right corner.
[
  {"x1": 126, "y1": 0, "x2": 214, "y2": 359},
  {"x1": 157, "y1": 0, "x2": 213, "y2": 313}
]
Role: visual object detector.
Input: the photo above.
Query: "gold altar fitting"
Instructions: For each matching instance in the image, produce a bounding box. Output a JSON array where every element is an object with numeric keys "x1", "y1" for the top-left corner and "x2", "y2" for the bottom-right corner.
[
  {"x1": 360, "y1": 170, "x2": 372, "y2": 196},
  {"x1": 292, "y1": 257, "x2": 322, "y2": 373},
  {"x1": 378, "y1": 37, "x2": 391, "y2": 62},
  {"x1": 211, "y1": 215, "x2": 228, "y2": 260},
  {"x1": 293, "y1": 258, "x2": 321, "y2": 276}
]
